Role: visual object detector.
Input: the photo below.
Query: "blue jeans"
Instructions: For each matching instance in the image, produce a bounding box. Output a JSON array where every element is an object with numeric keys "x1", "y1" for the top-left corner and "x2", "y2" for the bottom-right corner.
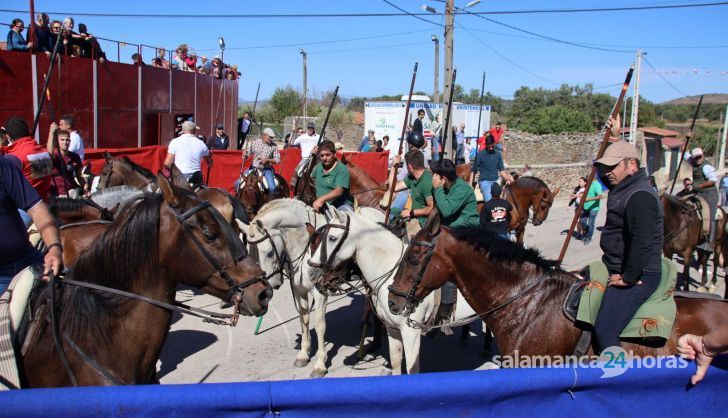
[
  {"x1": 431, "y1": 136, "x2": 441, "y2": 161},
  {"x1": 238, "y1": 168, "x2": 277, "y2": 193},
  {"x1": 389, "y1": 190, "x2": 410, "y2": 222},
  {"x1": 0, "y1": 249, "x2": 43, "y2": 293},
  {"x1": 455, "y1": 144, "x2": 465, "y2": 164},
  {"x1": 580, "y1": 209, "x2": 598, "y2": 241},
  {"x1": 721, "y1": 189, "x2": 728, "y2": 206},
  {"x1": 479, "y1": 179, "x2": 497, "y2": 202}
]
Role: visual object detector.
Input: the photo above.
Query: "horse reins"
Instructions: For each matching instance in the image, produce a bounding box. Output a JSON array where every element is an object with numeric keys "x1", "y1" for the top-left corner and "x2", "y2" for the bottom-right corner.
[{"x1": 307, "y1": 215, "x2": 351, "y2": 271}]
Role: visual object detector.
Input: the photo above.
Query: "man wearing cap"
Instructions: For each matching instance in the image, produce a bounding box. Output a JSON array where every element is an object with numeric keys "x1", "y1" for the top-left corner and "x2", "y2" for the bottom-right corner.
[
  {"x1": 290, "y1": 121, "x2": 320, "y2": 190},
  {"x1": 240, "y1": 127, "x2": 280, "y2": 194},
  {"x1": 469, "y1": 134, "x2": 513, "y2": 202},
  {"x1": 207, "y1": 123, "x2": 229, "y2": 150},
  {"x1": 163, "y1": 120, "x2": 212, "y2": 185},
  {"x1": 593, "y1": 136, "x2": 663, "y2": 354},
  {"x1": 684, "y1": 147, "x2": 719, "y2": 252}
]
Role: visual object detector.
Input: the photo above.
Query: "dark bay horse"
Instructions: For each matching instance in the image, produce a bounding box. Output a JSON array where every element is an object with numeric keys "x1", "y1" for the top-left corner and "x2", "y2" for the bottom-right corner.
[
  {"x1": 292, "y1": 154, "x2": 387, "y2": 208},
  {"x1": 236, "y1": 170, "x2": 291, "y2": 220},
  {"x1": 59, "y1": 221, "x2": 110, "y2": 266},
  {"x1": 48, "y1": 197, "x2": 114, "y2": 225},
  {"x1": 388, "y1": 216, "x2": 728, "y2": 360},
  {"x1": 710, "y1": 207, "x2": 726, "y2": 297},
  {"x1": 661, "y1": 194, "x2": 710, "y2": 291},
  {"x1": 20, "y1": 176, "x2": 272, "y2": 387},
  {"x1": 503, "y1": 176, "x2": 560, "y2": 243}
]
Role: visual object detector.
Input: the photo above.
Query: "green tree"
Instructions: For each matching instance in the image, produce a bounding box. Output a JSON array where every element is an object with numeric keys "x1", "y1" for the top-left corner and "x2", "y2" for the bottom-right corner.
[
  {"x1": 268, "y1": 85, "x2": 304, "y2": 123},
  {"x1": 517, "y1": 105, "x2": 594, "y2": 134}
]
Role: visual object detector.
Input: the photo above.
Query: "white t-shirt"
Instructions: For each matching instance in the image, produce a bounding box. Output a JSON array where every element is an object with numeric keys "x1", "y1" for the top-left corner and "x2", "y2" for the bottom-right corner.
[
  {"x1": 168, "y1": 133, "x2": 209, "y2": 174},
  {"x1": 293, "y1": 133, "x2": 320, "y2": 158},
  {"x1": 68, "y1": 130, "x2": 85, "y2": 160}
]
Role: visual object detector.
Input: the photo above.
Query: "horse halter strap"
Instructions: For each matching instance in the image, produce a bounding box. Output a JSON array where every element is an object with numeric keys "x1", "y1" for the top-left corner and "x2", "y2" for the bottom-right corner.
[
  {"x1": 388, "y1": 237, "x2": 438, "y2": 312},
  {"x1": 173, "y1": 201, "x2": 266, "y2": 310},
  {"x1": 309, "y1": 215, "x2": 351, "y2": 270},
  {"x1": 247, "y1": 227, "x2": 290, "y2": 282}
]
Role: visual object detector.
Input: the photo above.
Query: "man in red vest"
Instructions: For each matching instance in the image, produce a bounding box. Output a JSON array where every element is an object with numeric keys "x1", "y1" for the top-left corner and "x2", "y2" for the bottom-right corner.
[{"x1": 1, "y1": 117, "x2": 52, "y2": 225}]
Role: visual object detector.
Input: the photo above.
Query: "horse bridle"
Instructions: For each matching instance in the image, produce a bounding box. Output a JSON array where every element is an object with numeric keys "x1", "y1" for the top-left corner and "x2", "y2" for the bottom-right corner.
[
  {"x1": 307, "y1": 215, "x2": 351, "y2": 271},
  {"x1": 506, "y1": 186, "x2": 551, "y2": 226},
  {"x1": 247, "y1": 226, "x2": 292, "y2": 283},
  {"x1": 172, "y1": 200, "x2": 267, "y2": 313},
  {"x1": 387, "y1": 236, "x2": 438, "y2": 315}
]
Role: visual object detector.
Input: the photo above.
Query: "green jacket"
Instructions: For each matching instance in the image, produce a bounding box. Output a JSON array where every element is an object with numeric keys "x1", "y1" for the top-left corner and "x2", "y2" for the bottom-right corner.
[{"x1": 434, "y1": 178, "x2": 480, "y2": 228}]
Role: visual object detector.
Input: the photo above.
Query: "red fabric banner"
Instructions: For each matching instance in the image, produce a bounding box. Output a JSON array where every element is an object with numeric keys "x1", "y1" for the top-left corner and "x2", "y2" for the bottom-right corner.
[{"x1": 84, "y1": 147, "x2": 388, "y2": 193}]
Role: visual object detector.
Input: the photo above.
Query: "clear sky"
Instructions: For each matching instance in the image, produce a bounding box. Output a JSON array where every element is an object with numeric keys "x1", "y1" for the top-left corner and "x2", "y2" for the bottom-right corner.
[{"x1": 2, "y1": 1, "x2": 727, "y2": 104}]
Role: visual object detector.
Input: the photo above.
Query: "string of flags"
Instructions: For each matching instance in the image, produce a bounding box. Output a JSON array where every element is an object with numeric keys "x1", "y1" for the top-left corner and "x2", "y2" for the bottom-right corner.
[{"x1": 648, "y1": 69, "x2": 728, "y2": 76}]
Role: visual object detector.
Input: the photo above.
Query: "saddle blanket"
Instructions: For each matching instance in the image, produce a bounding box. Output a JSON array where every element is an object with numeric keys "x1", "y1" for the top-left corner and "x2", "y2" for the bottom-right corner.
[{"x1": 575, "y1": 258, "x2": 677, "y2": 341}]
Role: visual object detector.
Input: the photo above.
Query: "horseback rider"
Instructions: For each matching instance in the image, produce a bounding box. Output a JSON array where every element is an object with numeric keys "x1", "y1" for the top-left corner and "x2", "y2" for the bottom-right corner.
[
  {"x1": 238, "y1": 127, "x2": 280, "y2": 194},
  {"x1": 386, "y1": 149, "x2": 434, "y2": 229},
  {"x1": 290, "y1": 121, "x2": 319, "y2": 190},
  {"x1": 163, "y1": 121, "x2": 212, "y2": 186},
  {"x1": 0, "y1": 156, "x2": 63, "y2": 293},
  {"x1": 684, "y1": 147, "x2": 719, "y2": 252},
  {"x1": 469, "y1": 134, "x2": 513, "y2": 202},
  {"x1": 309, "y1": 140, "x2": 353, "y2": 212},
  {"x1": 386, "y1": 131, "x2": 430, "y2": 222},
  {"x1": 593, "y1": 139, "x2": 663, "y2": 354},
  {"x1": 429, "y1": 158, "x2": 480, "y2": 328}
]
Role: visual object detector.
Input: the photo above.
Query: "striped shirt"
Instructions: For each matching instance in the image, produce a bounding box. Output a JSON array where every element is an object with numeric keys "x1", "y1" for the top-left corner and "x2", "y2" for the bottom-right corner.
[{"x1": 246, "y1": 138, "x2": 280, "y2": 169}]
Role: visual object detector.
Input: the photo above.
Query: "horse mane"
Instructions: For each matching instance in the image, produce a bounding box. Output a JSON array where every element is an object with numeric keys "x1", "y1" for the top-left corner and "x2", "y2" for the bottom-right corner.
[
  {"x1": 90, "y1": 185, "x2": 144, "y2": 210},
  {"x1": 121, "y1": 156, "x2": 156, "y2": 180},
  {"x1": 257, "y1": 198, "x2": 310, "y2": 218},
  {"x1": 514, "y1": 176, "x2": 548, "y2": 190},
  {"x1": 46, "y1": 192, "x2": 164, "y2": 346},
  {"x1": 662, "y1": 193, "x2": 689, "y2": 210},
  {"x1": 448, "y1": 225, "x2": 559, "y2": 271},
  {"x1": 48, "y1": 196, "x2": 106, "y2": 214}
]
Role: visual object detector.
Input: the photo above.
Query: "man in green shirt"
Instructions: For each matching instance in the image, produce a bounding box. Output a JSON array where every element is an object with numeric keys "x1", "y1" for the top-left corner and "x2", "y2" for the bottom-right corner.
[
  {"x1": 429, "y1": 158, "x2": 480, "y2": 329},
  {"x1": 386, "y1": 149, "x2": 434, "y2": 228},
  {"x1": 311, "y1": 140, "x2": 353, "y2": 212},
  {"x1": 580, "y1": 179, "x2": 605, "y2": 245}
]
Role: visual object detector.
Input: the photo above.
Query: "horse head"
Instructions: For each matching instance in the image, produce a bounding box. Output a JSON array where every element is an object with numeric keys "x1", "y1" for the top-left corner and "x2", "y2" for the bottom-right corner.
[
  {"x1": 530, "y1": 186, "x2": 560, "y2": 226},
  {"x1": 157, "y1": 174, "x2": 272, "y2": 317},
  {"x1": 307, "y1": 207, "x2": 353, "y2": 273},
  {"x1": 243, "y1": 218, "x2": 287, "y2": 290},
  {"x1": 237, "y1": 172, "x2": 264, "y2": 220},
  {"x1": 388, "y1": 212, "x2": 446, "y2": 316}
]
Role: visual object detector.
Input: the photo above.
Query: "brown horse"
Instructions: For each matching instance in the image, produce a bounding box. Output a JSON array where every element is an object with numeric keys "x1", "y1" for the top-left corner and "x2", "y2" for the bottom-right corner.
[
  {"x1": 236, "y1": 169, "x2": 291, "y2": 220},
  {"x1": 661, "y1": 194, "x2": 710, "y2": 292},
  {"x1": 97, "y1": 152, "x2": 157, "y2": 191},
  {"x1": 388, "y1": 216, "x2": 728, "y2": 361},
  {"x1": 48, "y1": 196, "x2": 115, "y2": 225},
  {"x1": 59, "y1": 221, "x2": 111, "y2": 266},
  {"x1": 503, "y1": 176, "x2": 560, "y2": 243},
  {"x1": 710, "y1": 207, "x2": 726, "y2": 297},
  {"x1": 20, "y1": 175, "x2": 272, "y2": 387},
  {"x1": 292, "y1": 154, "x2": 387, "y2": 208}
]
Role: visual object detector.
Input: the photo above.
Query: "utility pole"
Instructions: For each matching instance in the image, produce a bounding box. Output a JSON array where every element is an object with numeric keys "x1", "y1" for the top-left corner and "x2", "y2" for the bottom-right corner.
[
  {"x1": 719, "y1": 104, "x2": 728, "y2": 171},
  {"x1": 629, "y1": 49, "x2": 642, "y2": 144},
  {"x1": 300, "y1": 49, "x2": 307, "y2": 118},
  {"x1": 442, "y1": 0, "x2": 455, "y2": 160},
  {"x1": 432, "y1": 35, "x2": 440, "y2": 103}
]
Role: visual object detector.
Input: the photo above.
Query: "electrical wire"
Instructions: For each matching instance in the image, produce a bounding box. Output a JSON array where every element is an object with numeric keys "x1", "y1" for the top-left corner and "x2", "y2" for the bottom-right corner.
[
  {"x1": 457, "y1": 24, "x2": 560, "y2": 86},
  {"x1": 1, "y1": 2, "x2": 726, "y2": 18},
  {"x1": 381, "y1": 0, "x2": 442, "y2": 26},
  {"x1": 642, "y1": 56, "x2": 691, "y2": 97}
]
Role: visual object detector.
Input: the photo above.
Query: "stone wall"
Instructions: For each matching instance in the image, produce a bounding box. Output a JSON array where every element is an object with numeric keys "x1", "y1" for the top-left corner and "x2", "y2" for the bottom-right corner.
[{"x1": 505, "y1": 130, "x2": 602, "y2": 165}]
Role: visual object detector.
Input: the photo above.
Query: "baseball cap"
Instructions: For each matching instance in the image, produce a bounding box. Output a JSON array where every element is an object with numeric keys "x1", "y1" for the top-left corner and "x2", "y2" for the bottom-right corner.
[
  {"x1": 334, "y1": 142, "x2": 344, "y2": 150},
  {"x1": 216, "y1": 123, "x2": 224, "y2": 129},
  {"x1": 307, "y1": 121, "x2": 315, "y2": 129},
  {"x1": 262, "y1": 127, "x2": 276, "y2": 138},
  {"x1": 691, "y1": 148, "x2": 704, "y2": 158},
  {"x1": 595, "y1": 141, "x2": 640, "y2": 166}
]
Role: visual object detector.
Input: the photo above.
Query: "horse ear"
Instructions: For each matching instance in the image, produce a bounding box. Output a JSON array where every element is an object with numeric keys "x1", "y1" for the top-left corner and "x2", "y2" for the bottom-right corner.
[
  {"x1": 157, "y1": 173, "x2": 179, "y2": 208},
  {"x1": 551, "y1": 187, "x2": 561, "y2": 198},
  {"x1": 340, "y1": 153, "x2": 348, "y2": 163},
  {"x1": 104, "y1": 151, "x2": 114, "y2": 162},
  {"x1": 305, "y1": 222, "x2": 316, "y2": 237},
  {"x1": 427, "y1": 212, "x2": 441, "y2": 237}
]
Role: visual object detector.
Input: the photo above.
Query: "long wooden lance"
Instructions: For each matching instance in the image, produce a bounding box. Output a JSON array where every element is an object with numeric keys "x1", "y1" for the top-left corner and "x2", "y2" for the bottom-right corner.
[
  {"x1": 31, "y1": 23, "x2": 65, "y2": 138},
  {"x1": 383, "y1": 62, "x2": 418, "y2": 222},
  {"x1": 296, "y1": 85, "x2": 339, "y2": 200},
  {"x1": 475, "y1": 71, "x2": 486, "y2": 152},
  {"x1": 440, "y1": 68, "x2": 457, "y2": 161},
  {"x1": 668, "y1": 95, "x2": 704, "y2": 194},
  {"x1": 557, "y1": 66, "x2": 634, "y2": 264}
]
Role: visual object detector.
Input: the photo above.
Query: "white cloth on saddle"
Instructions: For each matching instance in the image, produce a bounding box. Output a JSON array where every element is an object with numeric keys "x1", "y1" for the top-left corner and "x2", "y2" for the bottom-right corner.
[
  {"x1": 684, "y1": 195, "x2": 712, "y2": 238},
  {"x1": 0, "y1": 265, "x2": 38, "y2": 389}
]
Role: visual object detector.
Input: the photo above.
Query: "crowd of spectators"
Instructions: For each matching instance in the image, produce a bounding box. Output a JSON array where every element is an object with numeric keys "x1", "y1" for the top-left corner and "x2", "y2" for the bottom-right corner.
[{"x1": 5, "y1": 14, "x2": 240, "y2": 80}]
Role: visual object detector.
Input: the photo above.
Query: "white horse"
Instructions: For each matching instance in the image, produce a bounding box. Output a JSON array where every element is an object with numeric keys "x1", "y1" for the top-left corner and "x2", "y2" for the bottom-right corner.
[
  {"x1": 239, "y1": 199, "x2": 334, "y2": 378},
  {"x1": 306, "y1": 208, "x2": 478, "y2": 375}
]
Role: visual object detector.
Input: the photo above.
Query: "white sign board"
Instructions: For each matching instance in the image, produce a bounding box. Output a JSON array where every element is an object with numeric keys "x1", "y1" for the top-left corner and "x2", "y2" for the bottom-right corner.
[{"x1": 364, "y1": 102, "x2": 491, "y2": 141}]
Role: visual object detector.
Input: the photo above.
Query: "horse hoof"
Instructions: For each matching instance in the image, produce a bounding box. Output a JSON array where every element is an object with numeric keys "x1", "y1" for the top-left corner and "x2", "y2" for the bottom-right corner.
[
  {"x1": 380, "y1": 368, "x2": 393, "y2": 376},
  {"x1": 708, "y1": 285, "x2": 717, "y2": 294},
  {"x1": 310, "y1": 369, "x2": 327, "y2": 378},
  {"x1": 294, "y1": 358, "x2": 310, "y2": 368}
]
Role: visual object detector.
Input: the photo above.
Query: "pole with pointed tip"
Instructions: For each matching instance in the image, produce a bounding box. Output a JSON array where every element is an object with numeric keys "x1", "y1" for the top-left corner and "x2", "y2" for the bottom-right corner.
[{"x1": 669, "y1": 95, "x2": 704, "y2": 195}]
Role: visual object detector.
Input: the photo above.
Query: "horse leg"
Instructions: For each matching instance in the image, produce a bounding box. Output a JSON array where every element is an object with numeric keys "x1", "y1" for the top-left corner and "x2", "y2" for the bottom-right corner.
[
  {"x1": 457, "y1": 323, "x2": 471, "y2": 347},
  {"x1": 309, "y1": 289, "x2": 329, "y2": 378},
  {"x1": 401, "y1": 326, "x2": 422, "y2": 374},
  {"x1": 681, "y1": 248, "x2": 692, "y2": 291},
  {"x1": 384, "y1": 326, "x2": 403, "y2": 376},
  {"x1": 293, "y1": 289, "x2": 312, "y2": 368}
]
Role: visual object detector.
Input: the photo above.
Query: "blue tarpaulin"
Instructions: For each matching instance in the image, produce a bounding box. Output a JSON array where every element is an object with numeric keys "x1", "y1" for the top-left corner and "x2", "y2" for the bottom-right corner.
[{"x1": 2, "y1": 358, "x2": 727, "y2": 417}]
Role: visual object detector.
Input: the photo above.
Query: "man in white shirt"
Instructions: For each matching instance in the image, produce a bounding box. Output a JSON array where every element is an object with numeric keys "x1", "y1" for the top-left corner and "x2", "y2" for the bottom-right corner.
[
  {"x1": 163, "y1": 121, "x2": 212, "y2": 185},
  {"x1": 58, "y1": 115, "x2": 84, "y2": 161},
  {"x1": 290, "y1": 121, "x2": 320, "y2": 189}
]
